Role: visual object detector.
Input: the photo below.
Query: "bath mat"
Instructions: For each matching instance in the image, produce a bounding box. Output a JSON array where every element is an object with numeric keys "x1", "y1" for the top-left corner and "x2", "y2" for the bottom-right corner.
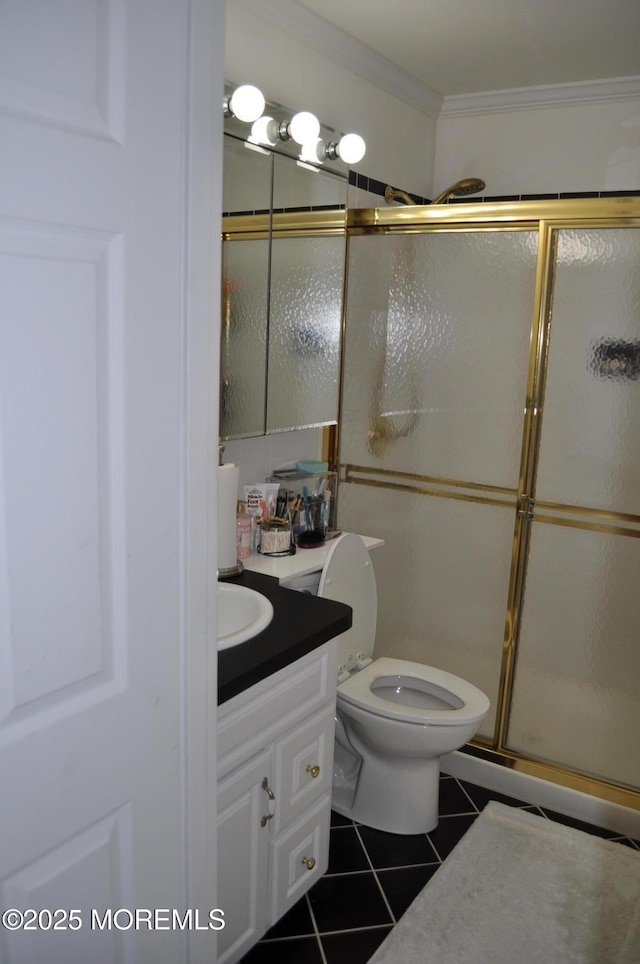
[{"x1": 369, "y1": 801, "x2": 640, "y2": 964}]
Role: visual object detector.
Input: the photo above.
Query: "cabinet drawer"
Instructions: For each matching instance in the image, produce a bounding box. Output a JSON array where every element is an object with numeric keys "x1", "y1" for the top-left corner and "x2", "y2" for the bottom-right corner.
[
  {"x1": 274, "y1": 706, "x2": 335, "y2": 831},
  {"x1": 270, "y1": 793, "x2": 331, "y2": 925},
  {"x1": 218, "y1": 643, "x2": 336, "y2": 774}
]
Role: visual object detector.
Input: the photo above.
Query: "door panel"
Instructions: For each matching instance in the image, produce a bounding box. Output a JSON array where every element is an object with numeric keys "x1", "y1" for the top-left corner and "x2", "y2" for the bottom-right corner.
[
  {"x1": 0, "y1": 229, "x2": 118, "y2": 716},
  {"x1": 506, "y1": 226, "x2": 640, "y2": 790},
  {"x1": 339, "y1": 229, "x2": 538, "y2": 736},
  {"x1": 507, "y1": 523, "x2": 640, "y2": 787},
  {"x1": 0, "y1": 3, "x2": 214, "y2": 960},
  {"x1": 341, "y1": 230, "x2": 538, "y2": 484},
  {"x1": 535, "y1": 228, "x2": 640, "y2": 516}
]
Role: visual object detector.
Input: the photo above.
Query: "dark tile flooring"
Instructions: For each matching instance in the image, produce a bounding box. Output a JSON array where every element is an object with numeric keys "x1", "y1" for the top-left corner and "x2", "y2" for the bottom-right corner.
[{"x1": 240, "y1": 774, "x2": 639, "y2": 964}]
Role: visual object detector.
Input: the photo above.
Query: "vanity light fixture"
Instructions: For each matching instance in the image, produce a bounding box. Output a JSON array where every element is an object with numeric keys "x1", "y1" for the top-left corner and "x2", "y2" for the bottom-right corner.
[
  {"x1": 223, "y1": 84, "x2": 265, "y2": 123},
  {"x1": 224, "y1": 82, "x2": 367, "y2": 167}
]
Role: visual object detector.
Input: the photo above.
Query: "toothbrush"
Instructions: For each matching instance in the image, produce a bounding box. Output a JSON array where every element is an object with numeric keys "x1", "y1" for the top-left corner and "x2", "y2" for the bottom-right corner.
[{"x1": 302, "y1": 486, "x2": 312, "y2": 531}]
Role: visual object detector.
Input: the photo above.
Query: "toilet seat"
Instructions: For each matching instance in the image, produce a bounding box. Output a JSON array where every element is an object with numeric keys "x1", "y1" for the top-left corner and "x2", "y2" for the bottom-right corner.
[
  {"x1": 338, "y1": 656, "x2": 490, "y2": 726},
  {"x1": 318, "y1": 535, "x2": 490, "y2": 727}
]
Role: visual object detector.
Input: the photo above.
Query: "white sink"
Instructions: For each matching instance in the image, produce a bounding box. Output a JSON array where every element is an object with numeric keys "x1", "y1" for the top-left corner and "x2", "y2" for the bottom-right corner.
[{"x1": 217, "y1": 583, "x2": 274, "y2": 650}]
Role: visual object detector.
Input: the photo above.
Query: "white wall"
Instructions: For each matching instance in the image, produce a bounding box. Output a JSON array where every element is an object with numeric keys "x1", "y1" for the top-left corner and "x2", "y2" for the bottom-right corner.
[
  {"x1": 435, "y1": 96, "x2": 640, "y2": 196},
  {"x1": 223, "y1": 428, "x2": 325, "y2": 492},
  {"x1": 225, "y1": 0, "x2": 438, "y2": 197},
  {"x1": 227, "y1": 3, "x2": 640, "y2": 201}
]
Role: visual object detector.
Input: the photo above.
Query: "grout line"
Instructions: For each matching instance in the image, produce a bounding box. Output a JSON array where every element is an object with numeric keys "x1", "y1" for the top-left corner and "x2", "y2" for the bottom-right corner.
[
  {"x1": 315, "y1": 923, "x2": 395, "y2": 938},
  {"x1": 453, "y1": 776, "x2": 482, "y2": 814},
  {"x1": 317, "y1": 933, "x2": 328, "y2": 963},
  {"x1": 304, "y1": 891, "x2": 329, "y2": 964},
  {"x1": 257, "y1": 934, "x2": 319, "y2": 943},
  {"x1": 324, "y1": 860, "x2": 439, "y2": 877},
  {"x1": 436, "y1": 809, "x2": 478, "y2": 818},
  {"x1": 353, "y1": 823, "x2": 404, "y2": 926}
]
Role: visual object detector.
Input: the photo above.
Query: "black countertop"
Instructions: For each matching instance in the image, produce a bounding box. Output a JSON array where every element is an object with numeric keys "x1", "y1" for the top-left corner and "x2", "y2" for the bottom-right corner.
[{"x1": 218, "y1": 569, "x2": 352, "y2": 705}]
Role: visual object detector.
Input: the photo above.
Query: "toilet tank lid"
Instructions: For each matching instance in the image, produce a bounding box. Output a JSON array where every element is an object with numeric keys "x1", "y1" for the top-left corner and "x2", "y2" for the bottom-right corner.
[{"x1": 318, "y1": 533, "x2": 377, "y2": 668}]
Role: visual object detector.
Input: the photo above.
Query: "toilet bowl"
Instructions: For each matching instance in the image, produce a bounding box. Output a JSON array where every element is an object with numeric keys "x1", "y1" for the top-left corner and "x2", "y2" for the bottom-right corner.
[{"x1": 318, "y1": 533, "x2": 490, "y2": 834}]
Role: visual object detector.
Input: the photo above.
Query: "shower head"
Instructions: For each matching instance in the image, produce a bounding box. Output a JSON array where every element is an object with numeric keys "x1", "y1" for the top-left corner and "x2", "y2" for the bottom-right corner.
[
  {"x1": 431, "y1": 178, "x2": 486, "y2": 205},
  {"x1": 384, "y1": 185, "x2": 417, "y2": 206}
]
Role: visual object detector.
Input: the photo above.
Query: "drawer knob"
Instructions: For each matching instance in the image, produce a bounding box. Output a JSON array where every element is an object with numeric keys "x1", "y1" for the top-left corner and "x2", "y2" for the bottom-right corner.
[
  {"x1": 301, "y1": 856, "x2": 316, "y2": 871},
  {"x1": 305, "y1": 764, "x2": 320, "y2": 779}
]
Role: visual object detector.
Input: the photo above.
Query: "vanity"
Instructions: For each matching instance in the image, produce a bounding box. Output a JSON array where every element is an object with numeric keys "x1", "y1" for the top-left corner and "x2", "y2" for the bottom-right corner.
[{"x1": 216, "y1": 536, "x2": 381, "y2": 963}]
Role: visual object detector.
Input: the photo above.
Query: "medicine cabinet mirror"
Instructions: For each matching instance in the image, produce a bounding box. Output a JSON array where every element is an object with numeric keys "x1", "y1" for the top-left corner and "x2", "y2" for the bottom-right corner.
[{"x1": 220, "y1": 95, "x2": 349, "y2": 440}]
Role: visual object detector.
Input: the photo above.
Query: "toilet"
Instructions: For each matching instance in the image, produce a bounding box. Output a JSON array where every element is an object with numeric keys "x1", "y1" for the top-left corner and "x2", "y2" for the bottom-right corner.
[{"x1": 317, "y1": 533, "x2": 490, "y2": 835}]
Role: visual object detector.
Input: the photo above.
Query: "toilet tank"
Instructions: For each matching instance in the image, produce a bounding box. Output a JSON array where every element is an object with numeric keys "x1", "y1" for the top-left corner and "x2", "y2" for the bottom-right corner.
[
  {"x1": 318, "y1": 534, "x2": 377, "y2": 675},
  {"x1": 283, "y1": 535, "x2": 377, "y2": 676}
]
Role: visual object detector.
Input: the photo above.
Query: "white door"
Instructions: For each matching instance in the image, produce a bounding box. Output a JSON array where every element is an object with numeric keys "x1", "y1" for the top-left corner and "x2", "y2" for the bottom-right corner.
[{"x1": 0, "y1": 2, "x2": 221, "y2": 962}]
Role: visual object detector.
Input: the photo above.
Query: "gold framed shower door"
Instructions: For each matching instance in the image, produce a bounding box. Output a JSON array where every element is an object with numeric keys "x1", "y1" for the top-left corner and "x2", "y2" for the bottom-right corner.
[{"x1": 331, "y1": 196, "x2": 640, "y2": 812}]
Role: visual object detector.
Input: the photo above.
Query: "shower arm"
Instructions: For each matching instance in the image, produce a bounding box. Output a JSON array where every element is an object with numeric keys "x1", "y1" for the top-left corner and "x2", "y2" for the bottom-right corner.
[{"x1": 384, "y1": 185, "x2": 416, "y2": 206}]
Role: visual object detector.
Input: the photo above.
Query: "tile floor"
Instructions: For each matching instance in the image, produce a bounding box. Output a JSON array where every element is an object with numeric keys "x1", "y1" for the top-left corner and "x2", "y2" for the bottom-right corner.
[{"x1": 240, "y1": 774, "x2": 640, "y2": 964}]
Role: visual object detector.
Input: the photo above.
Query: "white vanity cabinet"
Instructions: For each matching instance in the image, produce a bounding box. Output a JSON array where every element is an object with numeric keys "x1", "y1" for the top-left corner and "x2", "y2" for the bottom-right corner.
[{"x1": 217, "y1": 641, "x2": 337, "y2": 964}]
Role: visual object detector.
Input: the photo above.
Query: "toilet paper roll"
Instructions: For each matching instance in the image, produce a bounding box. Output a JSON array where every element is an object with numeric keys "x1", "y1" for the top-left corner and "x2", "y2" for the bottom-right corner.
[{"x1": 218, "y1": 462, "x2": 240, "y2": 571}]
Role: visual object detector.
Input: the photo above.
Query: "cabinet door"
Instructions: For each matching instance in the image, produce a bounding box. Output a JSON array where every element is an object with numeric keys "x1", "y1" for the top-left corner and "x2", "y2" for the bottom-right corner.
[
  {"x1": 220, "y1": 238, "x2": 270, "y2": 438},
  {"x1": 267, "y1": 234, "x2": 345, "y2": 433},
  {"x1": 220, "y1": 135, "x2": 272, "y2": 440},
  {"x1": 217, "y1": 748, "x2": 273, "y2": 964},
  {"x1": 274, "y1": 706, "x2": 336, "y2": 831}
]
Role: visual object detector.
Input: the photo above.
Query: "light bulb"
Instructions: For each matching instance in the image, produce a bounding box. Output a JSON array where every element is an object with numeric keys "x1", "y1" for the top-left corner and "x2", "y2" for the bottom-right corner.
[
  {"x1": 228, "y1": 84, "x2": 265, "y2": 123},
  {"x1": 288, "y1": 111, "x2": 320, "y2": 145},
  {"x1": 299, "y1": 137, "x2": 323, "y2": 164},
  {"x1": 250, "y1": 115, "x2": 278, "y2": 146},
  {"x1": 338, "y1": 133, "x2": 366, "y2": 165}
]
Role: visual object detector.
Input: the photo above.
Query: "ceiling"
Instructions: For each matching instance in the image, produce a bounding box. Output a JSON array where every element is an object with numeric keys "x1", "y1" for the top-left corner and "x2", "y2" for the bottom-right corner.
[{"x1": 293, "y1": 0, "x2": 640, "y2": 97}]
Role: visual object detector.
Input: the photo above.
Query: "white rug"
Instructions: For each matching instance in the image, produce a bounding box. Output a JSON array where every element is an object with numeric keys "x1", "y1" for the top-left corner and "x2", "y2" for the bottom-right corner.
[{"x1": 370, "y1": 801, "x2": 640, "y2": 964}]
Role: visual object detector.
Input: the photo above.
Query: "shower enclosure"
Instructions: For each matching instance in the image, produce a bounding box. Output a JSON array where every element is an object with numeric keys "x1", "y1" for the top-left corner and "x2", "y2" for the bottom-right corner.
[{"x1": 335, "y1": 198, "x2": 640, "y2": 809}]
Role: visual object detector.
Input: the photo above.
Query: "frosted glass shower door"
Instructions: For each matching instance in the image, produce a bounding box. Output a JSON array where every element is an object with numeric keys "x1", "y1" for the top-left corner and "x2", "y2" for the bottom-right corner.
[
  {"x1": 339, "y1": 230, "x2": 539, "y2": 737},
  {"x1": 506, "y1": 227, "x2": 640, "y2": 788}
]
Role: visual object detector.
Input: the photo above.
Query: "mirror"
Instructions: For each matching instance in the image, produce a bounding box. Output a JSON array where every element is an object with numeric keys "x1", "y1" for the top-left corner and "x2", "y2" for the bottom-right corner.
[
  {"x1": 220, "y1": 95, "x2": 349, "y2": 440},
  {"x1": 221, "y1": 137, "x2": 271, "y2": 439}
]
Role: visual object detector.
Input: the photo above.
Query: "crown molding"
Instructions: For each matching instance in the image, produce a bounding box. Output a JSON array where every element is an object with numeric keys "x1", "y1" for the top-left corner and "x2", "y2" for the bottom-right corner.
[
  {"x1": 232, "y1": 0, "x2": 443, "y2": 118},
  {"x1": 440, "y1": 75, "x2": 640, "y2": 117},
  {"x1": 231, "y1": 2, "x2": 640, "y2": 120}
]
